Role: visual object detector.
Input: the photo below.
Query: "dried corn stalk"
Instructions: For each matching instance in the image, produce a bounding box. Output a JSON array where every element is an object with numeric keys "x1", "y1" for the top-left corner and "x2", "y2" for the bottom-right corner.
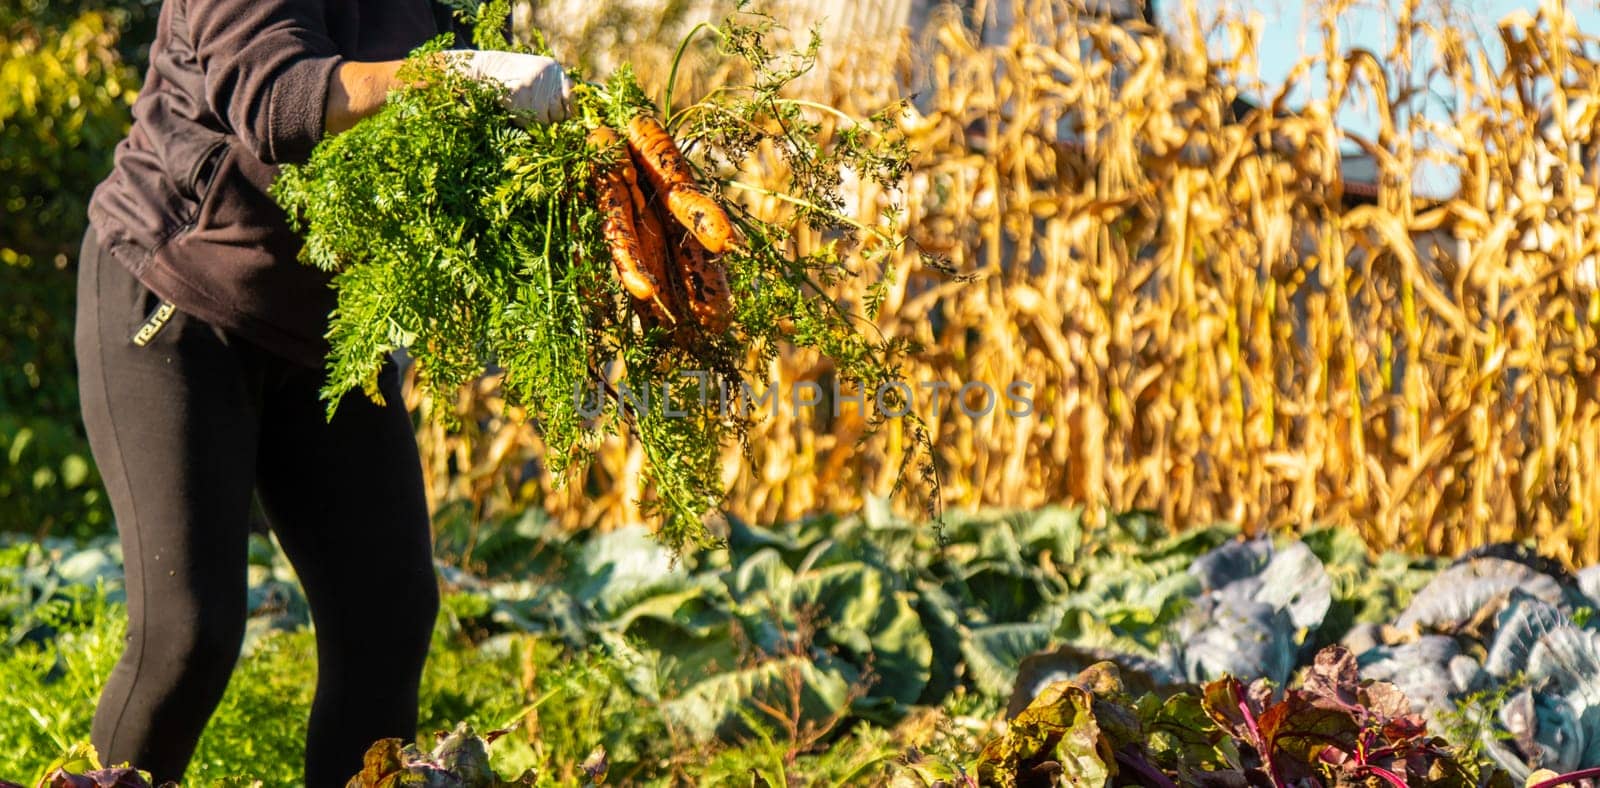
[{"x1": 420, "y1": 0, "x2": 1600, "y2": 563}]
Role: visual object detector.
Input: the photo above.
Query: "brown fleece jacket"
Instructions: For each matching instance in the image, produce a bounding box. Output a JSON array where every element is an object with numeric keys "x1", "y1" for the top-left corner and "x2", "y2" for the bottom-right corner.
[{"x1": 88, "y1": 0, "x2": 443, "y2": 368}]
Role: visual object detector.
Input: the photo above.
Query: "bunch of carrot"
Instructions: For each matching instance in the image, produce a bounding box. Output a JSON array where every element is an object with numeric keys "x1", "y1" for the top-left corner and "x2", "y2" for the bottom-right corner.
[{"x1": 589, "y1": 114, "x2": 735, "y2": 337}]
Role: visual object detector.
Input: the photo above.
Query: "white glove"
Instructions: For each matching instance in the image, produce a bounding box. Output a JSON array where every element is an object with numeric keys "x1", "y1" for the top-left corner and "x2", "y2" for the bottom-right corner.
[{"x1": 447, "y1": 50, "x2": 573, "y2": 123}]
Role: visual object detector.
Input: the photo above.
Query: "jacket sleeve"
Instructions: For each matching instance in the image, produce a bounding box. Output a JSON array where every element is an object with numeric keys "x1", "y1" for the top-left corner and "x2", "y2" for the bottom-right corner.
[{"x1": 187, "y1": 0, "x2": 343, "y2": 165}]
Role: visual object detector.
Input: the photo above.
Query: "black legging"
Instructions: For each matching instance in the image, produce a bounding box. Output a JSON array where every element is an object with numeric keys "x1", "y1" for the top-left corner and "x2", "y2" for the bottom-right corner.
[{"x1": 74, "y1": 228, "x2": 440, "y2": 787}]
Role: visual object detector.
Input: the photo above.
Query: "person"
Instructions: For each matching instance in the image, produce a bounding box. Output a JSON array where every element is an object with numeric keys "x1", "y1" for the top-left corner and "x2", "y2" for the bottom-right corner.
[{"x1": 75, "y1": 2, "x2": 572, "y2": 784}]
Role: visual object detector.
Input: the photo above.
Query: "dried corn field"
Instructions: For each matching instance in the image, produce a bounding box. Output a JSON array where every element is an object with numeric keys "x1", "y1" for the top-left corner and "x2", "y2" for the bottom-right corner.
[{"x1": 412, "y1": 0, "x2": 1600, "y2": 562}]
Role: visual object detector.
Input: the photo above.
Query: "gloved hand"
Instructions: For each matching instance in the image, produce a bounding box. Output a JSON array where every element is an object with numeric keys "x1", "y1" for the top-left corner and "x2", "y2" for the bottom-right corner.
[{"x1": 446, "y1": 50, "x2": 573, "y2": 123}]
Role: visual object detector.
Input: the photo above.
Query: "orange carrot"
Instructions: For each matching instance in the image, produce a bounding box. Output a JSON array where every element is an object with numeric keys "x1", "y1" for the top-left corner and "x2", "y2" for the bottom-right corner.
[
  {"x1": 589, "y1": 127, "x2": 658, "y2": 302},
  {"x1": 622, "y1": 160, "x2": 679, "y2": 324},
  {"x1": 663, "y1": 211, "x2": 734, "y2": 334},
  {"x1": 666, "y1": 190, "x2": 734, "y2": 255},
  {"x1": 625, "y1": 114, "x2": 735, "y2": 254}
]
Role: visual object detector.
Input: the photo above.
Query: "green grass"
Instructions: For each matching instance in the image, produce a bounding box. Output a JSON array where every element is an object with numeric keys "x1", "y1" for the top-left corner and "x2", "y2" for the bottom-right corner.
[
  {"x1": 0, "y1": 593, "x2": 313, "y2": 786},
  {"x1": 0, "y1": 589, "x2": 969, "y2": 786}
]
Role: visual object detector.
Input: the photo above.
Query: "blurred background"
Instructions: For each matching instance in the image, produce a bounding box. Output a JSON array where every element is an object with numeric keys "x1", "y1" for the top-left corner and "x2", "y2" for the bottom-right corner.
[
  {"x1": 4, "y1": 0, "x2": 1599, "y2": 557},
  {"x1": 6, "y1": 1, "x2": 1600, "y2": 783}
]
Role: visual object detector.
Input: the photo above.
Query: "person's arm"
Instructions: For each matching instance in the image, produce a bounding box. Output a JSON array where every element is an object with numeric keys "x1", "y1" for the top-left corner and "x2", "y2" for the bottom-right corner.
[
  {"x1": 187, "y1": 0, "x2": 347, "y2": 164},
  {"x1": 325, "y1": 60, "x2": 406, "y2": 135},
  {"x1": 325, "y1": 53, "x2": 574, "y2": 134},
  {"x1": 188, "y1": 0, "x2": 572, "y2": 162}
]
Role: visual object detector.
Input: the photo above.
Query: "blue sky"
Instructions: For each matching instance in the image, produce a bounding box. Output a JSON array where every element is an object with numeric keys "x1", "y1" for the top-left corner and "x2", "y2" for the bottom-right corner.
[
  {"x1": 1159, "y1": 1, "x2": 1599, "y2": 191},
  {"x1": 1162, "y1": 0, "x2": 1600, "y2": 136}
]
